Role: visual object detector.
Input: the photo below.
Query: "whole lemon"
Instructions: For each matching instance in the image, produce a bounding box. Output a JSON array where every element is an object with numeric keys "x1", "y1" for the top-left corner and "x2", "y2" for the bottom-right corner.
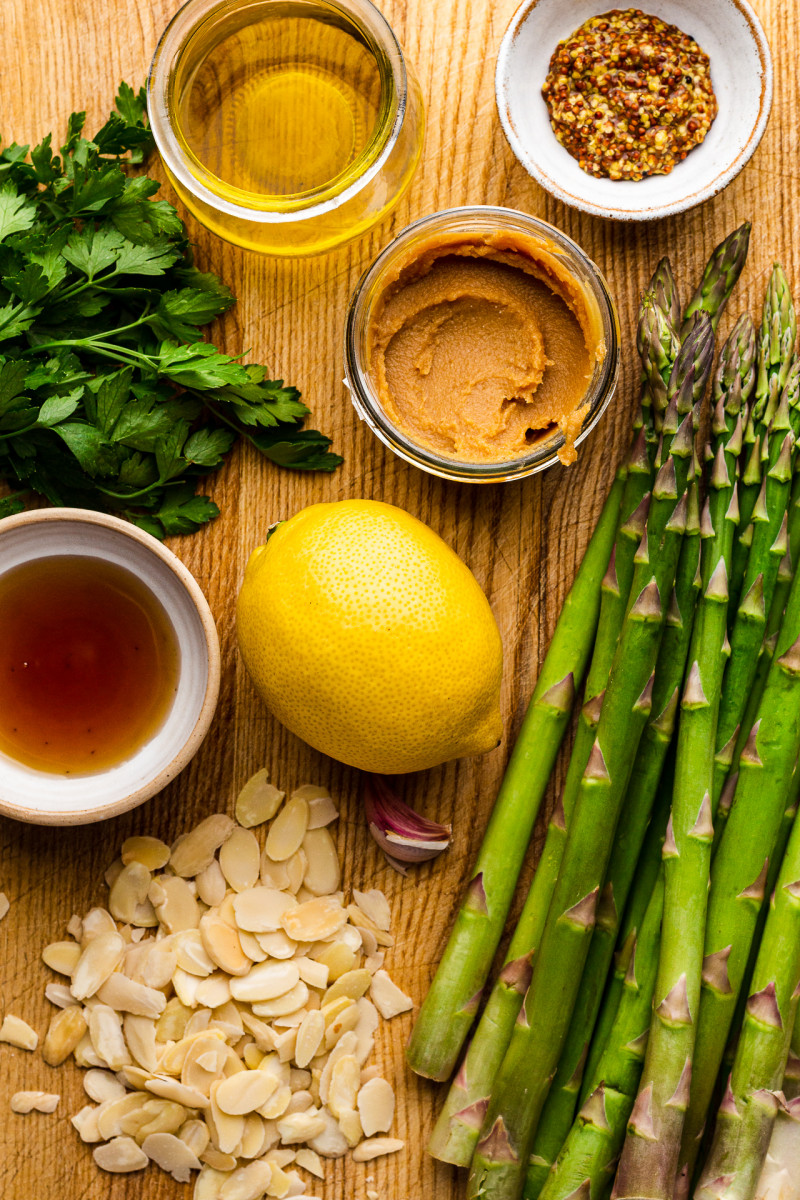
[{"x1": 236, "y1": 499, "x2": 503, "y2": 774}]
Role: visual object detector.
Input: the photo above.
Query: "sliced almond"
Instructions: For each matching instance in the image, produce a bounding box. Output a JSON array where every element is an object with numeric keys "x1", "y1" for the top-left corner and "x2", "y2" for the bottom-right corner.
[
  {"x1": 196, "y1": 1162, "x2": 235, "y2": 1196},
  {"x1": 259, "y1": 1083, "x2": 292, "y2": 1121},
  {"x1": 327, "y1": 1055, "x2": 360, "y2": 1119},
  {"x1": 45, "y1": 982, "x2": 76, "y2": 1009},
  {"x1": 124, "y1": 1013, "x2": 159, "y2": 1073},
  {"x1": 346, "y1": 904, "x2": 393, "y2": 947},
  {"x1": 370, "y1": 970, "x2": 413, "y2": 1020},
  {"x1": 10, "y1": 1091, "x2": 59, "y2": 1114},
  {"x1": 294, "y1": 1146, "x2": 324, "y2": 1178},
  {"x1": 295, "y1": 1010, "x2": 325, "y2": 1069},
  {"x1": 151, "y1": 875, "x2": 201, "y2": 933},
  {"x1": 208, "y1": 1081, "x2": 246, "y2": 1153},
  {"x1": 265, "y1": 796, "x2": 309, "y2": 862},
  {"x1": 220, "y1": 1160, "x2": 274, "y2": 1200},
  {"x1": 93, "y1": 1135, "x2": 149, "y2": 1173},
  {"x1": 196, "y1": 972, "x2": 233, "y2": 1009},
  {"x1": 84, "y1": 1068, "x2": 127, "y2": 1104},
  {"x1": 239, "y1": 1111, "x2": 267, "y2": 1158},
  {"x1": 219, "y1": 827, "x2": 260, "y2": 893},
  {"x1": 260, "y1": 854, "x2": 291, "y2": 890},
  {"x1": 88, "y1": 1004, "x2": 130, "y2": 1071},
  {"x1": 307, "y1": 1106, "x2": 349, "y2": 1159},
  {"x1": 42, "y1": 940, "x2": 82, "y2": 976},
  {"x1": 302, "y1": 828, "x2": 340, "y2": 896},
  {"x1": 71, "y1": 930, "x2": 126, "y2": 1000},
  {"x1": 240, "y1": 1012, "x2": 278, "y2": 1053},
  {"x1": 72, "y1": 1103, "x2": 104, "y2": 1142},
  {"x1": 146, "y1": 1074, "x2": 210, "y2": 1109},
  {"x1": 285, "y1": 849, "x2": 308, "y2": 895},
  {"x1": 200, "y1": 913, "x2": 251, "y2": 976},
  {"x1": 352, "y1": 888, "x2": 391, "y2": 931},
  {"x1": 156, "y1": 997, "x2": 192, "y2": 1043},
  {"x1": 311, "y1": 941, "x2": 357, "y2": 982},
  {"x1": 282, "y1": 896, "x2": 346, "y2": 943},
  {"x1": 306, "y1": 795, "x2": 338, "y2": 830},
  {"x1": 357, "y1": 1076, "x2": 395, "y2": 1136},
  {"x1": 66, "y1": 913, "x2": 84, "y2": 941},
  {"x1": 233, "y1": 887, "x2": 297, "y2": 934},
  {"x1": 256, "y1": 930, "x2": 298, "y2": 960},
  {"x1": 175, "y1": 929, "x2": 217, "y2": 977},
  {"x1": 323, "y1": 968, "x2": 372, "y2": 1006},
  {"x1": 338, "y1": 1105, "x2": 363, "y2": 1147},
  {"x1": 239, "y1": 930, "x2": 269, "y2": 962},
  {"x1": 352, "y1": 1135, "x2": 404, "y2": 1161},
  {"x1": 215, "y1": 1070, "x2": 277, "y2": 1116},
  {"x1": 137, "y1": 940, "x2": 178, "y2": 990},
  {"x1": 97, "y1": 972, "x2": 166, "y2": 1018},
  {"x1": 142, "y1": 1130, "x2": 201, "y2": 1182},
  {"x1": 252, "y1": 980, "x2": 309, "y2": 1019},
  {"x1": 236, "y1": 769, "x2": 285, "y2": 828},
  {"x1": 41, "y1": 1006, "x2": 86, "y2": 1064},
  {"x1": 74, "y1": 1031, "x2": 107, "y2": 1068},
  {"x1": 276, "y1": 1109, "x2": 328, "y2": 1143},
  {"x1": 135, "y1": 1098, "x2": 188, "y2": 1140},
  {"x1": 122, "y1": 835, "x2": 171, "y2": 871},
  {"x1": 195, "y1": 859, "x2": 227, "y2": 908},
  {"x1": 170, "y1": 814, "x2": 235, "y2": 878},
  {"x1": 230, "y1": 961, "x2": 300, "y2": 1004},
  {"x1": 109, "y1": 861, "x2": 152, "y2": 924},
  {"x1": 178, "y1": 1117, "x2": 210, "y2": 1158},
  {"x1": 97, "y1": 1092, "x2": 150, "y2": 1140},
  {"x1": 81, "y1": 907, "x2": 117, "y2": 944}
]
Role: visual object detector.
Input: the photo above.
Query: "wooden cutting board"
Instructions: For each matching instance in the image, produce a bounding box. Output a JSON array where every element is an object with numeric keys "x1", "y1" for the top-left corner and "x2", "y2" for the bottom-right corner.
[{"x1": 0, "y1": 0, "x2": 796, "y2": 1196}]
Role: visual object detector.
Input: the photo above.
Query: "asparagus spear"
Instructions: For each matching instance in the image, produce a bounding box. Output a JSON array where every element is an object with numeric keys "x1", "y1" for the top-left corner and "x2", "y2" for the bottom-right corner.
[
  {"x1": 613, "y1": 323, "x2": 736, "y2": 1200},
  {"x1": 695, "y1": 790, "x2": 800, "y2": 1200},
  {"x1": 582, "y1": 760, "x2": 675, "y2": 1103},
  {"x1": 753, "y1": 1010, "x2": 800, "y2": 1200},
  {"x1": 535, "y1": 870, "x2": 666, "y2": 1200},
  {"x1": 468, "y1": 320, "x2": 714, "y2": 1200},
  {"x1": 526, "y1": 316, "x2": 754, "y2": 1197},
  {"x1": 677, "y1": 560, "x2": 800, "y2": 1186},
  {"x1": 681, "y1": 224, "x2": 751, "y2": 338},
  {"x1": 405, "y1": 466, "x2": 624, "y2": 1081},
  {"x1": 729, "y1": 267, "x2": 796, "y2": 614}
]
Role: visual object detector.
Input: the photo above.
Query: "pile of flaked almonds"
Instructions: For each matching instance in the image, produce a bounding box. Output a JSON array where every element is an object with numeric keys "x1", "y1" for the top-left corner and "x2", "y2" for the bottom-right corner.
[{"x1": 0, "y1": 773, "x2": 412, "y2": 1200}]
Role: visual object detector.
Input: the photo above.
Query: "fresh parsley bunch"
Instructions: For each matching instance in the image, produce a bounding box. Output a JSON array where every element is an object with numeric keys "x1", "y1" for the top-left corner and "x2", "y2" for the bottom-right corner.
[{"x1": 0, "y1": 83, "x2": 341, "y2": 538}]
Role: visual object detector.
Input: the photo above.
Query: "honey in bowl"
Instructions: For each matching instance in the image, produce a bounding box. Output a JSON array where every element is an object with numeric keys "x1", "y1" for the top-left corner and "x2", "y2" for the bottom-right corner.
[{"x1": 0, "y1": 556, "x2": 179, "y2": 775}]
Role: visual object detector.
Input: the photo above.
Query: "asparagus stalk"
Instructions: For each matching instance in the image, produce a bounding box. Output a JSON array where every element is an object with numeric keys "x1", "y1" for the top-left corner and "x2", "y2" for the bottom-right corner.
[
  {"x1": 422, "y1": 278, "x2": 684, "y2": 1123},
  {"x1": 681, "y1": 224, "x2": 751, "y2": 338},
  {"x1": 729, "y1": 267, "x2": 796, "y2": 614},
  {"x1": 534, "y1": 870, "x2": 667, "y2": 1200},
  {"x1": 613, "y1": 325, "x2": 735, "y2": 1200},
  {"x1": 526, "y1": 314, "x2": 754, "y2": 1197},
  {"x1": 712, "y1": 354, "x2": 798, "y2": 809},
  {"x1": 695, "y1": 792, "x2": 800, "y2": 1200},
  {"x1": 405, "y1": 467, "x2": 625, "y2": 1081},
  {"x1": 677, "y1": 563, "x2": 800, "y2": 1185},
  {"x1": 753, "y1": 1006, "x2": 800, "y2": 1200},
  {"x1": 468, "y1": 319, "x2": 714, "y2": 1200},
  {"x1": 582, "y1": 760, "x2": 676, "y2": 1103}
]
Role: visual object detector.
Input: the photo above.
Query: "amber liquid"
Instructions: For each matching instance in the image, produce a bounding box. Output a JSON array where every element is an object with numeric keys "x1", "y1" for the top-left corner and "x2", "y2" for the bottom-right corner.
[
  {"x1": 0, "y1": 556, "x2": 179, "y2": 775},
  {"x1": 177, "y1": 8, "x2": 384, "y2": 197}
]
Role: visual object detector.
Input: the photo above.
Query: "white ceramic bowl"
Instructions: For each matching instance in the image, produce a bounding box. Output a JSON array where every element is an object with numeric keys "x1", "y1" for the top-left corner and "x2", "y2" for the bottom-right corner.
[
  {"x1": 496, "y1": 0, "x2": 772, "y2": 221},
  {"x1": 0, "y1": 509, "x2": 220, "y2": 825}
]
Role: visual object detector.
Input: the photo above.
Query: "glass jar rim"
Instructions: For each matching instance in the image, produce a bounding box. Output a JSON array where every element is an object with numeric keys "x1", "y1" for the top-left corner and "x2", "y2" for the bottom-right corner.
[
  {"x1": 147, "y1": 0, "x2": 409, "y2": 224},
  {"x1": 344, "y1": 205, "x2": 621, "y2": 483}
]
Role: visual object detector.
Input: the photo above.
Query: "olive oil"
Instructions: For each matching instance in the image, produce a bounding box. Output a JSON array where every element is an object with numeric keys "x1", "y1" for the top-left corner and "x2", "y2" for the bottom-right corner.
[
  {"x1": 0, "y1": 556, "x2": 179, "y2": 775},
  {"x1": 177, "y1": 8, "x2": 384, "y2": 198}
]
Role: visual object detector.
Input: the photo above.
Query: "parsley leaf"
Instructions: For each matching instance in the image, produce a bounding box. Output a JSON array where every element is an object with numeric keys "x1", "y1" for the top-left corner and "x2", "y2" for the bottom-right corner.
[{"x1": 0, "y1": 84, "x2": 340, "y2": 538}]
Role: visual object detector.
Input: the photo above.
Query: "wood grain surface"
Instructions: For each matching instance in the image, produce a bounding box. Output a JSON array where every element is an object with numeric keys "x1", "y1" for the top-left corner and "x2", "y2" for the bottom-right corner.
[{"x1": 0, "y1": 0, "x2": 796, "y2": 1197}]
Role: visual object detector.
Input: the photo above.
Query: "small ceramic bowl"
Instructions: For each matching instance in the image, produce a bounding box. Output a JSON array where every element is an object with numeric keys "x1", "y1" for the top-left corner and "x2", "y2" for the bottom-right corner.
[
  {"x1": 496, "y1": 0, "x2": 772, "y2": 221},
  {"x1": 0, "y1": 509, "x2": 220, "y2": 826}
]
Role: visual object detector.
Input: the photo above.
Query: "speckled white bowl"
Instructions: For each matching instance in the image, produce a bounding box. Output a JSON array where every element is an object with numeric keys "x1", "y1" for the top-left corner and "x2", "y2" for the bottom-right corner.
[
  {"x1": 0, "y1": 509, "x2": 220, "y2": 825},
  {"x1": 496, "y1": 0, "x2": 772, "y2": 221}
]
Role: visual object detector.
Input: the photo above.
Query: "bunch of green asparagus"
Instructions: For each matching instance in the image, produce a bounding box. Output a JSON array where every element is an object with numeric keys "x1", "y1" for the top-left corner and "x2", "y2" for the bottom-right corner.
[{"x1": 408, "y1": 224, "x2": 800, "y2": 1200}]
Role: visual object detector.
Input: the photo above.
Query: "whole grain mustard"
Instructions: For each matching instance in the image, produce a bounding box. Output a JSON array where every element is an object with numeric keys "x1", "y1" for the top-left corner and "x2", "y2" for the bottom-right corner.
[{"x1": 542, "y1": 8, "x2": 717, "y2": 181}]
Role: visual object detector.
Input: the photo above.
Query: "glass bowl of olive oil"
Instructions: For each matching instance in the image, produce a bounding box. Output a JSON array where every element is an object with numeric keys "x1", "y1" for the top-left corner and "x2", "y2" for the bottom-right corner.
[{"x1": 148, "y1": 0, "x2": 425, "y2": 256}]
